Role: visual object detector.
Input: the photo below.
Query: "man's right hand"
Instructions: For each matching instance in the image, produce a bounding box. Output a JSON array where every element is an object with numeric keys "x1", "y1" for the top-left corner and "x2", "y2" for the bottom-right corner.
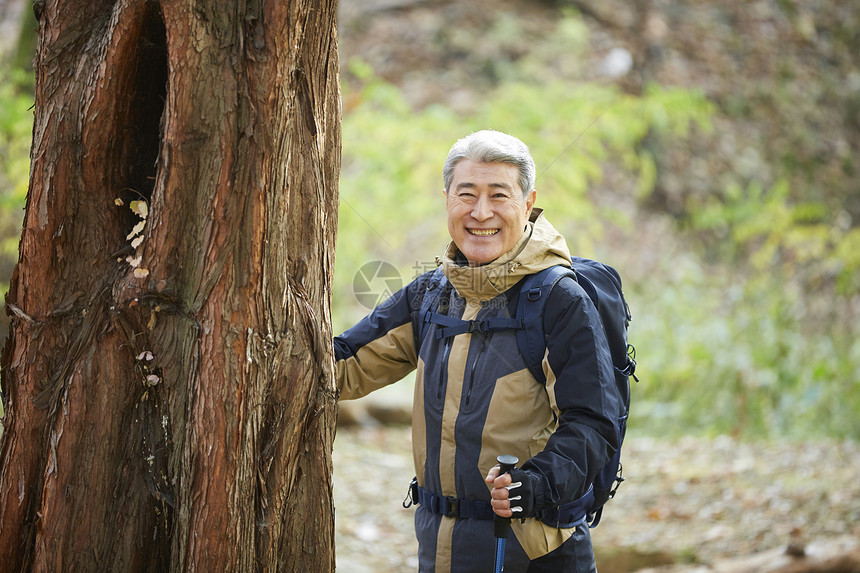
[
  {"x1": 486, "y1": 466, "x2": 536, "y2": 518},
  {"x1": 485, "y1": 466, "x2": 515, "y2": 518}
]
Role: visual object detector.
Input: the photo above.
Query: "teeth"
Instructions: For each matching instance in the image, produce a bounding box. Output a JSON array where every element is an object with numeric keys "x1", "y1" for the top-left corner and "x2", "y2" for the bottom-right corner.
[{"x1": 469, "y1": 229, "x2": 498, "y2": 236}]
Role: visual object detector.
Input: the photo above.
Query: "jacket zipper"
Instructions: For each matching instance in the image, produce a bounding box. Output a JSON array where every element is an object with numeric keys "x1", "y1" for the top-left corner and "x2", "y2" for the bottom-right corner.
[
  {"x1": 437, "y1": 337, "x2": 452, "y2": 400},
  {"x1": 464, "y1": 333, "x2": 486, "y2": 406}
]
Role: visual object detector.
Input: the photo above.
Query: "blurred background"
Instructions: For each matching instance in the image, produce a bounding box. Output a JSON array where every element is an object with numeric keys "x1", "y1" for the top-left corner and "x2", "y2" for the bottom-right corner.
[{"x1": 1, "y1": 0, "x2": 858, "y2": 571}]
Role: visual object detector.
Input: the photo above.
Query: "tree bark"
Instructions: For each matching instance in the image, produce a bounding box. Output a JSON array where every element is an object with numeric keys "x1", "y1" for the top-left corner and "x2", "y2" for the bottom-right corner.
[{"x1": 0, "y1": 0, "x2": 341, "y2": 570}]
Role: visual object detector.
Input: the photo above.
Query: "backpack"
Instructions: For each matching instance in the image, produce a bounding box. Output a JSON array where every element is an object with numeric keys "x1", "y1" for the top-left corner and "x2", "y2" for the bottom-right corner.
[{"x1": 417, "y1": 256, "x2": 636, "y2": 528}]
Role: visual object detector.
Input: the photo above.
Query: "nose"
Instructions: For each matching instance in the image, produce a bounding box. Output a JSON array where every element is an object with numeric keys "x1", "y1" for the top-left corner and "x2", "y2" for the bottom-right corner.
[{"x1": 471, "y1": 195, "x2": 492, "y2": 221}]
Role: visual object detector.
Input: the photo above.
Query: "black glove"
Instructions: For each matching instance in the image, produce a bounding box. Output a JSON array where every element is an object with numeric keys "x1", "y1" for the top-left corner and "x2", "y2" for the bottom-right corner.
[{"x1": 506, "y1": 467, "x2": 539, "y2": 517}]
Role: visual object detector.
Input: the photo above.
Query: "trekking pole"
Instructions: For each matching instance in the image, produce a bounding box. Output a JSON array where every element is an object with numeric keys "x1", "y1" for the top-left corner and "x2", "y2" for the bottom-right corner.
[{"x1": 493, "y1": 455, "x2": 519, "y2": 573}]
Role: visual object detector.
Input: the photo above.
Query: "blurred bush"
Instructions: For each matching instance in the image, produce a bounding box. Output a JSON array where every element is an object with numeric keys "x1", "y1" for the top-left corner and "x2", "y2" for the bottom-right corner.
[
  {"x1": 334, "y1": 65, "x2": 859, "y2": 439},
  {"x1": 335, "y1": 57, "x2": 711, "y2": 329},
  {"x1": 334, "y1": 5, "x2": 859, "y2": 439}
]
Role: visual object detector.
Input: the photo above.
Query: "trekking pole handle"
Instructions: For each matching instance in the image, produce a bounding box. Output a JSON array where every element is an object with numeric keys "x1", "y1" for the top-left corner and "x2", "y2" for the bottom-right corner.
[
  {"x1": 497, "y1": 455, "x2": 518, "y2": 476},
  {"x1": 494, "y1": 455, "x2": 519, "y2": 539}
]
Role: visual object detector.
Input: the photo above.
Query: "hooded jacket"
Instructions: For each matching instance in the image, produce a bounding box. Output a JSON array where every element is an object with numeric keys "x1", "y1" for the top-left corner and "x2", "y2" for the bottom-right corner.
[{"x1": 335, "y1": 210, "x2": 622, "y2": 572}]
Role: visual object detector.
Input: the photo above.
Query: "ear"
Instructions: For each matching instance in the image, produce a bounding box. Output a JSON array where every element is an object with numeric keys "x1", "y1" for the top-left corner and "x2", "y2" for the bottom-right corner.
[{"x1": 525, "y1": 189, "x2": 536, "y2": 216}]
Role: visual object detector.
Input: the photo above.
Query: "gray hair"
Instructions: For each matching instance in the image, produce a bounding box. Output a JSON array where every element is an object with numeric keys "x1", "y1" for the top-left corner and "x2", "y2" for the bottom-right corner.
[{"x1": 442, "y1": 130, "x2": 536, "y2": 197}]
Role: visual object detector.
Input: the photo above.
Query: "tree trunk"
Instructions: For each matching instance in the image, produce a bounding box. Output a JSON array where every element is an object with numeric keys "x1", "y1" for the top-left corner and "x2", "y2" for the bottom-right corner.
[{"x1": 0, "y1": 0, "x2": 341, "y2": 570}]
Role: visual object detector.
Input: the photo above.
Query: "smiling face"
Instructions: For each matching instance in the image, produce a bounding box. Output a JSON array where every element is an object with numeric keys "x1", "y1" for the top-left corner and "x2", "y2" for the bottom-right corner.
[{"x1": 445, "y1": 159, "x2": 536, "y2": 266}]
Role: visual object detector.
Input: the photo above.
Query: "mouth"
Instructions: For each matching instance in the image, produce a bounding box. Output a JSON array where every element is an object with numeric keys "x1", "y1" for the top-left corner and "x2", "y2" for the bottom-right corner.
[{"x1": 468, "y1": 228, "x2": 499, "y2": 236}]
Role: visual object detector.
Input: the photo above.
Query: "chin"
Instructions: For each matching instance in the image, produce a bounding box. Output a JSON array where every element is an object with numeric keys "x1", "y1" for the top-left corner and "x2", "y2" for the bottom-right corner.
[
  {"x1": 455, "y1": 233, "x2": 508, "y2": 265},
  {"x1": 461, "y1": 249, "x2": 500, "y2": 266}
]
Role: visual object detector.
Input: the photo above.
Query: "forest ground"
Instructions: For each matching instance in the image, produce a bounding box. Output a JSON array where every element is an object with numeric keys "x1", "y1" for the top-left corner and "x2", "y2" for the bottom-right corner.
[{"x1": 333, "y1": 421, "x2": 860, "y2": 572}]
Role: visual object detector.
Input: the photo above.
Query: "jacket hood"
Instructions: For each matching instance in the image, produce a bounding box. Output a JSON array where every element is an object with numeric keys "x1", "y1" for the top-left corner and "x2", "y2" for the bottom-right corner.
[{"x1": 440, "y1": 208, "x2": 571, "y2": 301}]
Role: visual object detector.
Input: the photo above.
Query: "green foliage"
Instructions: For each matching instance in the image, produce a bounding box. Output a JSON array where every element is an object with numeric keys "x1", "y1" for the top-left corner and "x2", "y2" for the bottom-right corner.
[
  {"x1": 0, "y1": 65, "x2": 33, "y2": 297},
  {"x1": 689, "y1": 178, "x2": 860, "y2": 295},
  {"x1": 637, "y1": 1, "x2": 860, "y2": 300},
  {"x1": 335, "y1": 60, "x2": 711, "y2": 332},
  {"x1": 335, "y1": 57, "x2": 858, "y2": 440},
  {"x1": 0, "y1": 66, "x2": 32, "y2": 207},
  {"x1": 629, "y1": 248, "x2": 860, "y2": 440}
]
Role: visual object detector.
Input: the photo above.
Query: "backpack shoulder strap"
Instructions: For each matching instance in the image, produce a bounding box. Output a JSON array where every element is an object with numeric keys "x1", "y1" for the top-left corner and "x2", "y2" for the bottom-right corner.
[
  {"x1": 515, "y1": 264, "x2": 577, "y2": 384},
  {"x1": 415, "y1": 268, "x2": 449, "y2": 345}
]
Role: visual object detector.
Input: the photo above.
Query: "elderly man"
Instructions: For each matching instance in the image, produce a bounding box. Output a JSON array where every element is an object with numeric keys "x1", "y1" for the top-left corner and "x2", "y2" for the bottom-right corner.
[{"x1": 335, "y1": 130, "x2": 623, "y2": 572}]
